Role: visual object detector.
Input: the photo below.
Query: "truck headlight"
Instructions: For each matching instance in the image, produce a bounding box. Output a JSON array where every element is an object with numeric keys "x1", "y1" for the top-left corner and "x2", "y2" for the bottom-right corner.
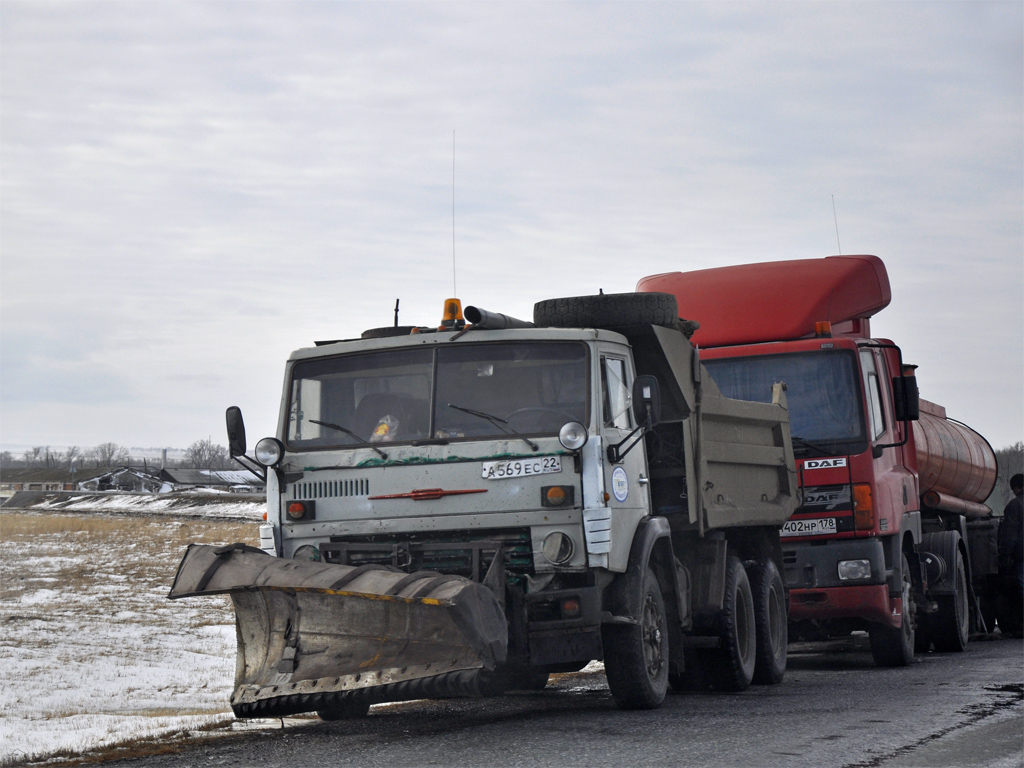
[
  {"x1": 255, "y1": 437, "x2": 284, "y2": 467},
  {"x1": 293, "y1": 545, "x2": 321, "y2": 562},
  {"x1": 558, "y1": 422, "x2": 588, "y2": 450},
  {"x1": 542, "y1": 532, "x2": 574, "y2": 565},
  {"x1": 837, "y1": 559, "x2": 872, "y2": 581}
]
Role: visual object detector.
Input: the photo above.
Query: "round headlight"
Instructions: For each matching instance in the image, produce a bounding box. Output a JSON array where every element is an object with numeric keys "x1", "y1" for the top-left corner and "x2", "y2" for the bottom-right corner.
[
  {"x1": 558, "y1": 421, "x2": 588, "y2": 451},
  {"x1": 254, "y1": 437, "x2": 284, "y2": 467},
  {"x1": 542, "y1": 531, "x2": 574, "y2": 565},
  {"x1": 293, "y1": 545, "x2": 321, "y2": 562}
]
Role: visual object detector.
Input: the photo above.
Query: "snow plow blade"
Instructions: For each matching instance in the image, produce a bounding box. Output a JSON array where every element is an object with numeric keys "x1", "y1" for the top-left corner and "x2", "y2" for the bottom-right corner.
[{"x1": 168, "y1": 543, "x2": 508, "y2": 718}]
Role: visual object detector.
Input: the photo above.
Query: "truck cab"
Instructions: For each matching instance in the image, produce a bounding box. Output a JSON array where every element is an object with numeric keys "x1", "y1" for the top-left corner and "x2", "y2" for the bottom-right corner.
[
  {"x1": 699, "y1": 334, "x2": 919, "y2": 639},
  {"x1": 639, "y1": 256, "x2": 996, "y2": 666},
  {"x1": 261, "y1": 326, "x2": 638, "y2": 674}
]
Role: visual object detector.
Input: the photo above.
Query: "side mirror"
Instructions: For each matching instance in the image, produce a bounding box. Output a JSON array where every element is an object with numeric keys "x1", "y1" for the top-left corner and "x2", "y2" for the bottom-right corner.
[
  {"x1": 632, "y1": 375, "x2": 662, "y2": 428},
  {"x1": 892, "y1": 374, "x2": 920, "y2": 422},
  {"x1": 226, "y1": 406, "x2": 248, "y2": 457}
]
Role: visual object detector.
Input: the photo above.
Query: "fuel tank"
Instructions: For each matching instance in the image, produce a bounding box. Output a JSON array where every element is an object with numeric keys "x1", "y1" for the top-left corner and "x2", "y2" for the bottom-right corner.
[{"x1": 912, "y1": 399, "x2": 996, "y2": 506}]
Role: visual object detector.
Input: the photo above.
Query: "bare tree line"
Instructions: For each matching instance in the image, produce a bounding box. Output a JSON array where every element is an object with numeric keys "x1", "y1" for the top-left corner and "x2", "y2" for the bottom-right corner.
[
  {"x1": 992, "y1": 441, "x2": 1024, "y2": 508},
  {"x1": 0, "y1": 439, "x2": 232, "y2": 471}
]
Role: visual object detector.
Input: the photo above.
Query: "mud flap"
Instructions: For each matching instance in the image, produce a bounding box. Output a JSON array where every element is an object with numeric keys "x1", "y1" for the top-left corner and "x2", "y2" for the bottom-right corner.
[{"x1": 168, "y1": 543, "x2": 508, "y2": 718}]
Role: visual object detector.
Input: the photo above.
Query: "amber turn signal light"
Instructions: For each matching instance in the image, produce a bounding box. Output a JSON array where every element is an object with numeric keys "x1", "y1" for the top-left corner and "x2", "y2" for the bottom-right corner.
[
  {"x1": 286, "y1": 500, "x2": 316, "y2": 521},
  {"x1": 542, "y1": 486, "x2": 574, "y2": 507},
  {"x1": 853, "y1": 484, "x2": 874, "y2": 530}
]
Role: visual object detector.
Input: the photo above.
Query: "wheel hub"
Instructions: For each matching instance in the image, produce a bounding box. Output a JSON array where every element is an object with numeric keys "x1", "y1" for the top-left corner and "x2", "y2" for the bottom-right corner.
[{"x1": 642, "y1": 593, "x2": 665, "y2": 677}]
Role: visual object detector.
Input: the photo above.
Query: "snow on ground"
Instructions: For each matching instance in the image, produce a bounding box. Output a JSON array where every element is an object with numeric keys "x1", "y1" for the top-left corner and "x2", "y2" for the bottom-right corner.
[
  {"x1": 3, "y1": 491, "x2": 265, "y2": 521},
  {"x1": 0, "y1": 511, "x2": 264, "y2": 765}
]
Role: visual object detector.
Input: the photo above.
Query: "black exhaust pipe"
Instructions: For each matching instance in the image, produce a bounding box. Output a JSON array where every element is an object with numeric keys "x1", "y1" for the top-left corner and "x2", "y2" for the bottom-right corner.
[{"x1": 464, "y1": 306, "x2": 534, "y2": 330}]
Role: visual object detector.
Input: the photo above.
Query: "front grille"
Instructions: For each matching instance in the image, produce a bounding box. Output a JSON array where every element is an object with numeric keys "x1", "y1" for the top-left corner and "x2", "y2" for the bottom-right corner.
[
  {"x1": 292, "y1": 478, "x2": 369, "y2": 500},
  {"x1": 322, "y1": 528, "x2": 533, "y2": 586}
]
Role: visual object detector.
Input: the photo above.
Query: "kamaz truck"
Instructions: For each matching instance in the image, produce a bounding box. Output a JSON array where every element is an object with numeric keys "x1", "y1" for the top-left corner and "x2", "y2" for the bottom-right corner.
[
  {"x1": 638, "y1": 255, "x2": 998, "y2": 666},
  {"x1": 170, "y1": 293, "x2": 798, "y2": 717}
]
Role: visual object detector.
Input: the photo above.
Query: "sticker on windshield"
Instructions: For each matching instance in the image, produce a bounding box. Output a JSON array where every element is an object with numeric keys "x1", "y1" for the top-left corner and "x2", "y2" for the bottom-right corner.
[{"x1": 611, "y1": 467, "x2": 629, "y2": 502}]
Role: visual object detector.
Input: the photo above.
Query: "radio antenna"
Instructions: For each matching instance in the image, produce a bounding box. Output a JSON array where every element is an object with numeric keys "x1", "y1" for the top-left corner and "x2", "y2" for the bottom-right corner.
[
  {"x1": 832, "y1": 194, "x2": 842, "y2": 255},
  {"x1": 452, "y1": 130, "x2": 457, "y2": 297}
]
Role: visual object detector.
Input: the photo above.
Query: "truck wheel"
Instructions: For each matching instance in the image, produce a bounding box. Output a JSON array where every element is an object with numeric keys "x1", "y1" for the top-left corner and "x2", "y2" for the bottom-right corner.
[
  {"x1": 533, "y1": 292, "x2": 679, "y2": 330},
  {"x1": 708, "y1": 555, "x2": 757, "y2": 691},
  {"x1": 602, "y1": 566, "x2": 669, "y2": 709},
  {"x1": 317, "y1": 698, "x2": 371, "y2": 720},
  {"x1": 931, "y1": 548, "x2": 969, "y2": 652},
  {"x1": 869, "y1": 554, "x2": 915, "y2": 667},
  {"x1": 748, "y1": 558, "x2": 787, "y2": 685}
]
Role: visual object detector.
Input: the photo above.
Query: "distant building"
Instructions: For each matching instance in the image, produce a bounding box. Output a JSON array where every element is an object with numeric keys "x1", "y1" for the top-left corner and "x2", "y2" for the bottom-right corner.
[
  {"x1": 158, "y1": 468, "x2": 265, "y2": 494},
  {"x1": 0, "y1": 465, "x2": 264, "y2": 499},
  {"x1": 78, "y1": 467, "x2": 163, "y2": 493},
  {"x1": 0, "y1": 467, "x2": 114, "y2": 496}
]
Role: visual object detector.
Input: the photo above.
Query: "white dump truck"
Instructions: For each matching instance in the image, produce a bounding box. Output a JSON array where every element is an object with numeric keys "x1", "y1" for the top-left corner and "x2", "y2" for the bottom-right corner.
[{"x1": 169, "y1": 293, "x2": 798, "y2": 718}]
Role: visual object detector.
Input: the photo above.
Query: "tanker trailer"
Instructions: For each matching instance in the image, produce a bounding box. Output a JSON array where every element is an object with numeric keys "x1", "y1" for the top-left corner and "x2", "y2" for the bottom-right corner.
[{"x1": 912, "y1": 399, "x2": 1001, "y2": 643}]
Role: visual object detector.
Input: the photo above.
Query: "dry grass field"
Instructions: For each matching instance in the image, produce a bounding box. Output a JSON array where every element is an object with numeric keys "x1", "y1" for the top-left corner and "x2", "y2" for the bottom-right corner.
[{"x1": 0, "y1": 511, "x2": 260, "y2": 764}]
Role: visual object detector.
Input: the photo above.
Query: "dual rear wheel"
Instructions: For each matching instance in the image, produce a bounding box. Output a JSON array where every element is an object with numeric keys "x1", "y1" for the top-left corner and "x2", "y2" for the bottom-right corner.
[{"x1": 669, "y1": 555, "x2": 785, "y2": 693}]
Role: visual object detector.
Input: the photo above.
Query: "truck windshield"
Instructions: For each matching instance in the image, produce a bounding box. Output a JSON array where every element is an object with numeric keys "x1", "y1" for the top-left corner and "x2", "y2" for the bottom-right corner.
[
  {"x1": 287, "y1": 342, "x2": 589, "y2": 449},
  {"x1": 703, "y1": 350, "x2": 867, "y2": 458}
]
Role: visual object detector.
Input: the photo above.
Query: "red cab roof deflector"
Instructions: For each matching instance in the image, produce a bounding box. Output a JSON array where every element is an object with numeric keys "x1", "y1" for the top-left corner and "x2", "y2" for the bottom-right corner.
[{"x1": 636, "y1": 255, "x2": 891, "y2": 348}]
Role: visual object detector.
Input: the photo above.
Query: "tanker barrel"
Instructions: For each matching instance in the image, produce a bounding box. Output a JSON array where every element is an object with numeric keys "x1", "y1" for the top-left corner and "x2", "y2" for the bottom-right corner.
[
  {"x1": 912, "y1": 401, "x2": 997, "y2": 506},
  {"x1": 464, "y1": 306, "x2": 535, "y2": 330}
]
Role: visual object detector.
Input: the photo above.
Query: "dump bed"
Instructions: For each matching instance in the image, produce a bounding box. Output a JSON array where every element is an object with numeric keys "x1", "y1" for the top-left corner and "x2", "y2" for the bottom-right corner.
[
  {"x1": 698, "y1": 382, "x2": 798, "y2": 529},
  {"x1": 621, "y1": 324, "x2": 798, "y2": 531}
]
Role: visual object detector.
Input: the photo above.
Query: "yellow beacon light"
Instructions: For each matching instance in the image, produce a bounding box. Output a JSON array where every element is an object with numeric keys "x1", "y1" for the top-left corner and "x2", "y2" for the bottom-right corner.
[{"x1": 439, "y1": 298, "x2": 465, "y2": 330}]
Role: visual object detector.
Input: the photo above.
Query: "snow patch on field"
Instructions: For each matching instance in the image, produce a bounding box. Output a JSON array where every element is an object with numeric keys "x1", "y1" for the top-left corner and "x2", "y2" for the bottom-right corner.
[
  {"x1": 3, "y1": 491, "x2": 265, "y2": 521},
  {"x1": 0, "y1": 512, "x2": 260, "y2": 764}
]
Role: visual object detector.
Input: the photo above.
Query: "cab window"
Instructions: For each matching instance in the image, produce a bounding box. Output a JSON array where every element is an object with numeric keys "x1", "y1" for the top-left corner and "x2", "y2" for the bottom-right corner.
[
  {"x1": 859, "y1": 350, "x2": 886, "y2": 440},
  {"x1": 602, "y1": 357, "x2": 631, "y2": 429}
]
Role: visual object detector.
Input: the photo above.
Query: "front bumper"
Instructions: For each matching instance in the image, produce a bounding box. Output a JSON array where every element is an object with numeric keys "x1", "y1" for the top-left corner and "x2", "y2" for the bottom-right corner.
[
  {"x1": 788, "y1": 584, "x2": 898, "y2": 626},
  {"x1": 524, "y1": 585, "x2": 604, "y2": 667},
  {"x1": 783, "y1": 537, "x2": 897, "y2": 626}
]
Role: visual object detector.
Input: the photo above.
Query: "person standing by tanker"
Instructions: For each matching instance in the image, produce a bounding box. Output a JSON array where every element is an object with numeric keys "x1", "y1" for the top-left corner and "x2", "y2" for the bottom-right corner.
[{"x1": 997, "y1": 473, "x2": 1023, "y2": 637}]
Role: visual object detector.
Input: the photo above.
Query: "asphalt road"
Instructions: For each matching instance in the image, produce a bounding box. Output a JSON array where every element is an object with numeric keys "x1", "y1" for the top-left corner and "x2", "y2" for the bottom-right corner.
[{"x1": 92, "y1": 635, "x2": 1023, "y2": 768}]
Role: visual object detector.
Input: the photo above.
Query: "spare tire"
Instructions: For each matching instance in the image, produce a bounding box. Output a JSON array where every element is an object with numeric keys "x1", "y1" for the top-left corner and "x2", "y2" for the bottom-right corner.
[
  {"x1": 533, "y1": 292, "x2": 678, "y2": 330},
  {"x1": 361, "y1": 325, "x2": 422, "y2": 339}
]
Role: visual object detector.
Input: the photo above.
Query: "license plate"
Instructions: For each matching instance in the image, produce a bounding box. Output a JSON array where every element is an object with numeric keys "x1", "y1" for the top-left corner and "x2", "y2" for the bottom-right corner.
[
  {"x1": 781, "y1": 517, "x2": 837, "y2": 537},
  {"x1": 482, "y1": 456, "x2": 562, "y2": 480}
]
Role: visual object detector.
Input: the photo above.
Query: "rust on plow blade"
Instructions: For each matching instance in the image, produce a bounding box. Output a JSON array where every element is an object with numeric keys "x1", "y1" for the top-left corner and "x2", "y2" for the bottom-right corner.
[{"x1": 168, "y1": 543, "x2": 507, "y2": 718}]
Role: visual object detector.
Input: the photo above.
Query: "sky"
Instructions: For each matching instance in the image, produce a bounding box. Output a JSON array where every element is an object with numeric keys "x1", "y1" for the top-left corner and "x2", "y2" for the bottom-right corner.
[{"x1": 1, "y1": 1, "x2": 1022, "y2": 455}]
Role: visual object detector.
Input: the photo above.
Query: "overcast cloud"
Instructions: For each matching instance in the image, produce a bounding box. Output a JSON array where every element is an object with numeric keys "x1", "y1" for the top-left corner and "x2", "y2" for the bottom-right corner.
[{"x1": 1, "y1": 1, "x2": 1021, "y2": 453}]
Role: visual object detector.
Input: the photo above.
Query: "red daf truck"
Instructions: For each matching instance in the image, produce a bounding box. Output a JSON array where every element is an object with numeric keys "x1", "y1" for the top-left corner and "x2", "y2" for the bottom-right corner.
[{"x1": 638, "y1": 255, "x2": 997, "y2": 666}]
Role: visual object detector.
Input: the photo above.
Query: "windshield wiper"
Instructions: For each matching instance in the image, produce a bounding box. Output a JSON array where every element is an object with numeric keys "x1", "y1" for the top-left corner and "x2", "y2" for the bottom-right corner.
[
  {"x1": 447, "y1": 404, "x2": 539, "y2": 451},
  {"x1": 791, "y1": 436, "x2": 837, "y2": 459},
  {"x1": 310, "y1": 419, "x2": 388, "y2": 460}
]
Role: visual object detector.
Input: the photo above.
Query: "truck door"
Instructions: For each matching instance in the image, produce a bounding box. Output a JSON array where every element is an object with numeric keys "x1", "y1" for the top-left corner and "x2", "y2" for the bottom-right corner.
[
  {"x1": 860, "y1": 347, "x2": 915, "y2": 528},
  {"x1": 600, "y1": 353, "x2": 651, "y2": 518}
]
